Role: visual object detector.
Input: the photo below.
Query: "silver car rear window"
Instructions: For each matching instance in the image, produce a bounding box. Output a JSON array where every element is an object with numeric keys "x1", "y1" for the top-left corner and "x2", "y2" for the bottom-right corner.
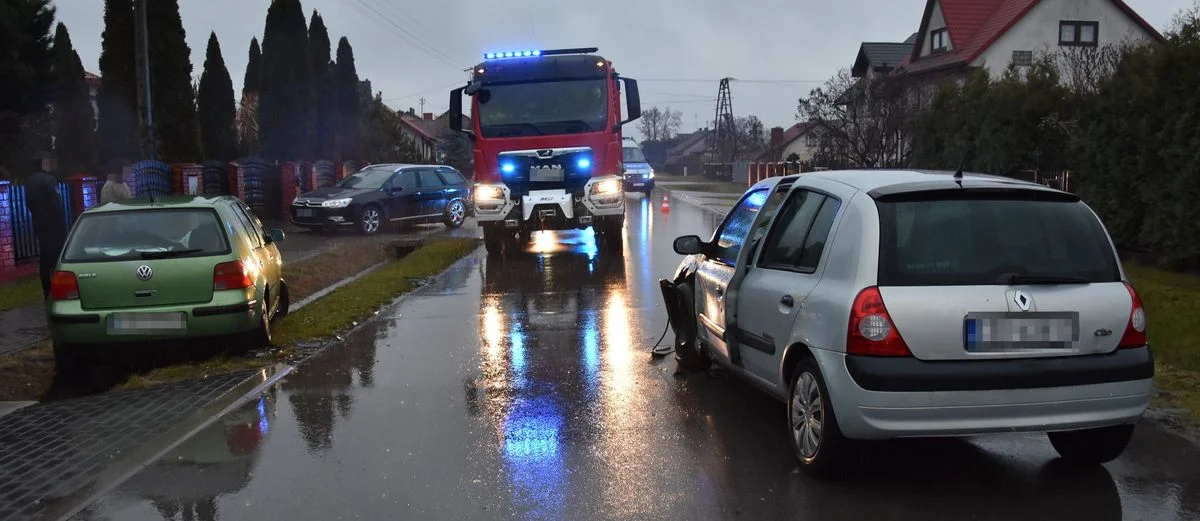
[
  {"x1": 876, "y1": 194, "x2": 1121, "y2": 286},
  {"x1": 62, "y1": 209, "x2": 230, "y2": 263}
]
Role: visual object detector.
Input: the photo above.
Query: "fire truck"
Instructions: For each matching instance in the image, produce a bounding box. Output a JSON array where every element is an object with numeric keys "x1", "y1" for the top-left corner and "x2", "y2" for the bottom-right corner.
[{"x1": 449, "y1": 47, "x2": 642, "y2": 255}]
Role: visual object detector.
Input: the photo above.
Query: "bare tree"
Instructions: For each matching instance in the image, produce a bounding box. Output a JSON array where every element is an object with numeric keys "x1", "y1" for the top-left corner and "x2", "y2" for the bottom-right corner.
[
  {"x1": 797, "y1": 69, "x2": 919, "y2": 168},
  {"x1": 636, "y1": 105, "x2": 682, "y2": 142},
  {"x1": 728, "y1": 115, "x2": 764, "y2": 161},
  {"x1": 1055, "y1": 43, "x2": 1132, "y2": 95}
]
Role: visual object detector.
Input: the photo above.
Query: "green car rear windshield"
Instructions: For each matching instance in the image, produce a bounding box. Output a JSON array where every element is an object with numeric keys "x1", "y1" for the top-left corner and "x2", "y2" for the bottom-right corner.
[{"x1": 62, "y1": 209, "x2": 231, "y2": 263}]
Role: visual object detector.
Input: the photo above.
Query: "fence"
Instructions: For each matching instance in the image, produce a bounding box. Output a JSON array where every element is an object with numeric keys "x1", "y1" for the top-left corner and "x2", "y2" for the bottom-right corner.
[
  {"x1": 747, "y1": 161, "x2": 805, "y2": 186},
  {"x1": 0, "y1": 157, "x2": 372, "y2": 281},
  {"x1": 8, "y1": 181, "x2": 73, "y2": 261}
]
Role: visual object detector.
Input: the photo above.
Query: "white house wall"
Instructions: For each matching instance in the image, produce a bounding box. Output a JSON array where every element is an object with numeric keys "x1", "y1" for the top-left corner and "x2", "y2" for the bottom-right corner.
[
  {"x1": 972, "y1": 0, "x2": 1155, "y2": 76},
  {"x1": 782, "y1": 138, "x2": 817, "y2": 162},
  {"x1": 923, "y1": 0, "x2": 950, "y2": 56}
]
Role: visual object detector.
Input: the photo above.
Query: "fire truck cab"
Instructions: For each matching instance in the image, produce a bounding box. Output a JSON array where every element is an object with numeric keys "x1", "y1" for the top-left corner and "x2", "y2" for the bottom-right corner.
[{"x1": 449, "y1": 47, "x2": 641, "y2": 255}]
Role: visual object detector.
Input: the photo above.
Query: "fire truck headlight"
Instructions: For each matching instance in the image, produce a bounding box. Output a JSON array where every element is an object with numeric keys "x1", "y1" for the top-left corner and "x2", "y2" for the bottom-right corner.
[
  {"x1": 592, "y1": 179, "x2": 621, "y2": 196},
  {"x1": 475, "y1": 185, "x2": 504, "y2": 201}
]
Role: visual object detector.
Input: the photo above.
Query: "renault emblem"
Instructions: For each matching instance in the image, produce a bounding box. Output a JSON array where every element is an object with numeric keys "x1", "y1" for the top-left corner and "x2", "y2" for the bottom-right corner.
[
  {"x1": 1013, "y1": 290, "x2": 1032, "y2": 311},
  {"x1": 135, "y1": 265, "x2": 153, "y2": 281}
]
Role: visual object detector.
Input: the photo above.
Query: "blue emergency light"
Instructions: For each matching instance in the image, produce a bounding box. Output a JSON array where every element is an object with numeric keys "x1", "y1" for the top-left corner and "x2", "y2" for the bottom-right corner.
[
  {"x1": 482, "y1": 48, "x2": 599, "y2": 61},
  {"x1": 484, "y1": 50, "x2": 542, "y2": 60}
]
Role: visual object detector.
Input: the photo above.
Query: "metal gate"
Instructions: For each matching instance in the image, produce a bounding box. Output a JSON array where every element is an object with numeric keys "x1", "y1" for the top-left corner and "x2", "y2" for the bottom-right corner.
[{"x1": 9, "y1": 181, "x2": 73, "y2": 261}]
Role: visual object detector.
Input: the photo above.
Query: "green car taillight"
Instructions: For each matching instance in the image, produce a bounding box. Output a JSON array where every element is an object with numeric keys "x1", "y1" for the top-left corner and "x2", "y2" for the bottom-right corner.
[
  {"x1": 213, "y1": 261, "x2": 253, "y2": 290},
  {"x1": 50, "y1": 271, "x2": 79, "y2": 300}
]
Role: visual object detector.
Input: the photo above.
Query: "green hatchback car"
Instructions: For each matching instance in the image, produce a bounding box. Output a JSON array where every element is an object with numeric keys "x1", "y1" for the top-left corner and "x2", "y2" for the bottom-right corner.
[{"x1": 47, "y1": 196, "x2": 289, "y2": 373}]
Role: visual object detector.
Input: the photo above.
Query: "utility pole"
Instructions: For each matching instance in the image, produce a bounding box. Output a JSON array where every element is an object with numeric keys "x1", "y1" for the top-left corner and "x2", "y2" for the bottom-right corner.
[
  {"x1": 711, "y1": 77, "x2": 734, "y2": 165},
  {"x1": 133, "y1": 0, "x2": 156, "y2": 159}
]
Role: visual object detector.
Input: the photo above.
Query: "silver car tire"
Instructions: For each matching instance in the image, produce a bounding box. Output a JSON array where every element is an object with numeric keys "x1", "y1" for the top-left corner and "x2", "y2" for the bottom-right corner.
[{"x1": 788, "y1": 357, "x2": 856, "y2": 479}]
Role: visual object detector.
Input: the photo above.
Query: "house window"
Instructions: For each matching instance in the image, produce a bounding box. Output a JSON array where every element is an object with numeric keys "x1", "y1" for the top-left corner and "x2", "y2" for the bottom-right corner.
[
  {"x1": 1059, "y1": 21, "x2": 1099, "y2": 46},
  {"x1": 805, "y1": 134, "x2": 819, "y2": 147},
  {"x1": 1012, "y1": 50, "x2": 1033, "y2": 66},
  {"x1": 929, "y1": 28, "x2": 949, "y2": 51}
]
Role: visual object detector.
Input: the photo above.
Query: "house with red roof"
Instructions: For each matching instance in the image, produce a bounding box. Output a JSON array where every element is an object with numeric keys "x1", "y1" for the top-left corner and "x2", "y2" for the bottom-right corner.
[
  {"x1": 398, "y1": 111, "x2": 440, "y2": 162},
  {"x1": 898, "y1": 0, "x2": 1163, "y2": 81}
]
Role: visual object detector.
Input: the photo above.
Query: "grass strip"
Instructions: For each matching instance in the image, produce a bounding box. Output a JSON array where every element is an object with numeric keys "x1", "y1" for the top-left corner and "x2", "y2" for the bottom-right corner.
[
  {"x1": 1125, "y1": 263, "x2": 1200, "y2": 421},
  {"x1": 0, "y1": 276, "x2": 42, "y2": 313},
  {"x1": 114, "y1": 238, "x2": 479, "y2": 391}
]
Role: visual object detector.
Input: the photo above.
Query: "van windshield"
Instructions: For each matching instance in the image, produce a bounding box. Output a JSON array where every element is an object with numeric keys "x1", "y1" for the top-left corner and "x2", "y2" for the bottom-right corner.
[{"x1": 622, "y1": 147, "x2": 647, "y2": 163}]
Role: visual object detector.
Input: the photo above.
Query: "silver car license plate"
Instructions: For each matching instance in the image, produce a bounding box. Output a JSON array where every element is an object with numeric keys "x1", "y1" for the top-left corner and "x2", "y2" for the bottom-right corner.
[
  {"x1": 296, "y1": 208, "x2": 314, "y2": 217},
  {"x1": 110, "y1": 312, "x2": 187, "y2": 334},
  {"x1": 963, "y1": 312, "x2": 1079, "y2": 351}
]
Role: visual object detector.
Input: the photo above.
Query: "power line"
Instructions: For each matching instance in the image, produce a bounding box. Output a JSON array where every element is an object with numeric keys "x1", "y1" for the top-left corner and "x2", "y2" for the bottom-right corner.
[
  {"x1": 339, "y1": 0, "x2": 466, "y2": 71},
  {"x1": 366, "y1": 0, "x2": 476, "y2": 60},
  {"x1": 638, "y1": 78, "x2": 826, "y2": 84},
  {"x1": 383, "y1": 80, "x2": 465, "y2": 102}
]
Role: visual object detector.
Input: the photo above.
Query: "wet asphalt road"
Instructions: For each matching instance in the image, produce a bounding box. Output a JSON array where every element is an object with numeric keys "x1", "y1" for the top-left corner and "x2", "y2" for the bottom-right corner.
[{"x1": 75, "y1": 194, "x2": 1200, "y2": 521}]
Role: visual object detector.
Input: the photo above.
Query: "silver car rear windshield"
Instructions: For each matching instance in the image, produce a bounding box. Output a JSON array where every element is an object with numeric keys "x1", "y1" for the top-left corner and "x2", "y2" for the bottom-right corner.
[
  {"x1": 875, "y1": 192, "x2": 1121, "y2": 286},
  {"x1": 62, "y1": 209, "x2": 231, "y2": 263}
]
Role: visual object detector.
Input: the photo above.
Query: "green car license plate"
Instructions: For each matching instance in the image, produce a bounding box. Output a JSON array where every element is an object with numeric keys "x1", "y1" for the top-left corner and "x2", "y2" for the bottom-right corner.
[{"x1": 109, "y1": 312, "x2": 187, "y2": 334}]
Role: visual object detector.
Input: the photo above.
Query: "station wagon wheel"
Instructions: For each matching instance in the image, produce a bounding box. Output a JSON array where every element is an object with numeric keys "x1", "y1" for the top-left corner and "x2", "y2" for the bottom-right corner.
[
  {"x1": 358, "y1": 206, "x2": 382, "y2": 235},
  {"x1": 788, "y1": 357, "x2": 857, "y2": 479},
  {"x1": 444, "y1": 200, "x2": 466, "y2": 228}
]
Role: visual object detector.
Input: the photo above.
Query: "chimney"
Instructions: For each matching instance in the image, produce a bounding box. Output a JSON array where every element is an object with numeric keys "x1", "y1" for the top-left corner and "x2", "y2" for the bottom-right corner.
[
  {"x1": 423, "y1": 112, "x2": 434, "y2": 121},
  {"x1": 769, "y1": 127, "x2": 785, "y2": 148}
]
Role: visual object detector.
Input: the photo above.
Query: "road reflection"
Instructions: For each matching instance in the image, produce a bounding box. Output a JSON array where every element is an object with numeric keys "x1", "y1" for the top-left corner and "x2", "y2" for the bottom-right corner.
[
  {"x1": 473, "y1": 229, "x2": 626, "y2": 519},
  {"x1": 112, "y1": 389, "x2": 279, "y2": 521},
  {"x1": 281, "y1": 321, "x2": 378, "y2": 454}
]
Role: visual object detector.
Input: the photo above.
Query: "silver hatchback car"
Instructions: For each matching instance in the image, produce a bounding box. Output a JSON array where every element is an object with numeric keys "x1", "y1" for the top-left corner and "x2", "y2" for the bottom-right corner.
[{"x1": 661, "y1": 169, "x2": 1153, "y2": 478}]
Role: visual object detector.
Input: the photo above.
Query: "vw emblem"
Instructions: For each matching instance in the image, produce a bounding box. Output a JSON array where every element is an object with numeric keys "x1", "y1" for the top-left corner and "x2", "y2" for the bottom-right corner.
[
  {"x1": 135, "y1": 265, "x2": 153, "y2": 281},
  {"x1": 1013, "y1": 290, "x2": 1032, "y2": 311}
]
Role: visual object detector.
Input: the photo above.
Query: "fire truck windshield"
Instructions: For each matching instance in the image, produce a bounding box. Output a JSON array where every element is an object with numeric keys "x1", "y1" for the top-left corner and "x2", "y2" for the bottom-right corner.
[{"x1": 476, "y1": 79, "x2": 608, "y2": 138}]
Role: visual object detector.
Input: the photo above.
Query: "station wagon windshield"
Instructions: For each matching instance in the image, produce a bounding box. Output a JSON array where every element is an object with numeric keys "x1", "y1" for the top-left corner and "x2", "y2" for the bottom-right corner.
[
  {"x1": 62, "y1": 209, "x2": 229, "y2": 263},
  {"x1": 338, "y1": 167, "x2": 395, "y2": 189}
]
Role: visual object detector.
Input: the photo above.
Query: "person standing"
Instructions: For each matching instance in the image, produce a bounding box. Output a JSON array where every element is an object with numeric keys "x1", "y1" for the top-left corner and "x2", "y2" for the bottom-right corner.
[
  {"x1": 99, "y1": 171, "x2": 132, "y2": 205},
  {"x1": 24, "y1": 157, "x2": 68, "y2": 300}
]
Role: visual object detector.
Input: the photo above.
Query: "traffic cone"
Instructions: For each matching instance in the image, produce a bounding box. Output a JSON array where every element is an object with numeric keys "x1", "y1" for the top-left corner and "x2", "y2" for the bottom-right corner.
[{"x1": 661, "y1": 193, "x2": 671, "y2": 214}]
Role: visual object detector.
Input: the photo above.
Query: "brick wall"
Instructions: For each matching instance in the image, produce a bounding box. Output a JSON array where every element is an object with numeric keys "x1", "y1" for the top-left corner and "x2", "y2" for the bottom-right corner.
[
  {"x1": 67, "y1": 176, "x2": 100, "y2": 217},
  {"x1": 280, "y1": 162, "x2": 298, "y2": 219},
  {"x1": 232, "y1": 163, "x2": 245, "y2": 201},
  {"x1": 0, "y1": 181, "x2": 14, "y2": 280}
]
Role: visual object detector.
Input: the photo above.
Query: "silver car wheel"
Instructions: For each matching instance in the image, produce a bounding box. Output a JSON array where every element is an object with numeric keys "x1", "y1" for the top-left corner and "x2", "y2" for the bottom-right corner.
[
  {"x1": 448, "y1": 201, "x2": 465, "y2": 224},
  {"x1": 362, "y1": 208, "x2": 380, "y2": 233},
  {"x1": 792, "y1": 371, "x2": 824, "y2": 459}
]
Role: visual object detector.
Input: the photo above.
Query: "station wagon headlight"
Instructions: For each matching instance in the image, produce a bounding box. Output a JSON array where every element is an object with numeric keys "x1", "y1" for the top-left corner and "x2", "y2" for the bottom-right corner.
[
  {"x1": 648, "y1": 168, "x2": 655, "y2": 179},
  {"x1": 322, "y1": 198, "x2": 352, "y2": 208}
]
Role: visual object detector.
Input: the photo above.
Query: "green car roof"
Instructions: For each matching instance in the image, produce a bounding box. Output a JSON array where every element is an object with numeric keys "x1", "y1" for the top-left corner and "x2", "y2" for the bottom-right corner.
[{"x1": 85, "y1": 195, "x2": 236, "y2": 213}]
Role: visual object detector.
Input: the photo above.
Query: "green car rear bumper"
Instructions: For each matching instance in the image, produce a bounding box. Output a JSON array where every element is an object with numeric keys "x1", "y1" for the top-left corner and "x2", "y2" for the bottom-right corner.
[{"x1": 48, "y1": 289, "x2": 262, "y2": 345}]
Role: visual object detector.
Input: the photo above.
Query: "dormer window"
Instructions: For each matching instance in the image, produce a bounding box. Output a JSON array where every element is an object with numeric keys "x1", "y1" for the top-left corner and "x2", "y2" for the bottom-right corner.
[{"x1": 930, "y1": 28, "x2": 949, "y2": 52}]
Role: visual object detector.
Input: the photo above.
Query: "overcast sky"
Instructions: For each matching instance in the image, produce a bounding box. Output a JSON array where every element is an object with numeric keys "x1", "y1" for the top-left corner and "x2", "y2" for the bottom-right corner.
[{"x1": 56, "y1": 0, "x2": 1191, "y2": 140}]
